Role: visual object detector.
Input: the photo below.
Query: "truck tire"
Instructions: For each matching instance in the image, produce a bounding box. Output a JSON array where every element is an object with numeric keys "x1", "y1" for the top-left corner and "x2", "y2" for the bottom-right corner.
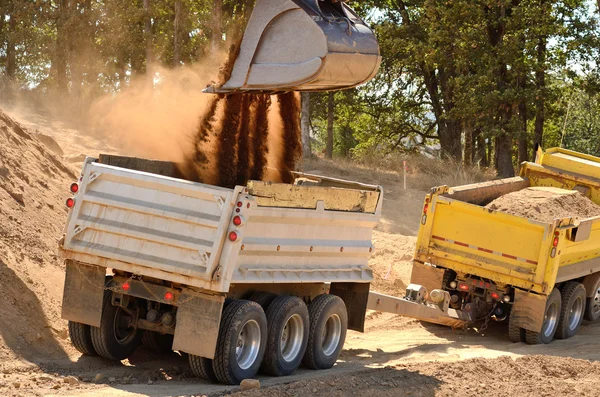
[
  {"x1": 261, "y1": 296, "x2": 309, "y2": 376},
  {"x1": 248, "y1": 291, "x2": 277, "y2": 311},
  {"x1": 68, "y1": 321, "x2": 97, "y2": 356},
  {"x1": 90, "y1": 292, "x2": 142, "y2": 360},
  {"x1": 213, "y1": 300, "x2": 267, "y2": 385},
  {"x1": 556, "y1": 282, "x2": 586, "y2": 339},
  {"x1": 525, "y1": 288, "x2": 561, "y2": 345},
  {"x1": 584, "y1": 276, "x2": 600, "y2": 322},
  {"x1": 507, "y1": 309, "x2": 524, "y2": 343},
  {"x1": 142, "y1": 330, "x2": 174, "y2": 354},
  {"x1": 189, "y1": 355, "x2": 218, "y2": 382},
  {"x1": 302, "y1": 294, "x2": 348, "y2": 370}
]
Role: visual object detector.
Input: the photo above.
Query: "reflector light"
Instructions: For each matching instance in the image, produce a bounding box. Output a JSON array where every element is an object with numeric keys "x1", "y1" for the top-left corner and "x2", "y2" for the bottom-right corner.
[
  {"x1": 491, "y1": 292, "x2": 500, "y2": 300},
  {"x1": 459, "y1": 284, "x2": 470, "y2": 291},
  {"x1": 70, "y1": 183, "x2": 79, "y2": 193},
  {"x1": 553, "y1": 237, "x2": 559, "y2": 247},
  {"x1": 237, "y1": 201, "x2": 243, "y2": 207},
  {"x1": 229, "y1": 231, "x2": 238, "y2": 242},
  {"x1": 122, "y1": 282, "x2": 130, "y2": 291},
  {"x1": 164, "y1": 291, "x2": 173, "y2": 301},
  {"x1": 233, "y1": 216, "x2": 242, "y2": 226},
  {"x1": 65, "y1": 198, "x2": 75, "y2": 208}
]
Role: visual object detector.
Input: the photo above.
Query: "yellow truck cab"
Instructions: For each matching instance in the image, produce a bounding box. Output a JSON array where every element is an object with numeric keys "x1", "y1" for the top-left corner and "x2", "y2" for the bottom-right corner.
[{"x1": 412, "y1": 147, "x2": 600, "y2": 344}]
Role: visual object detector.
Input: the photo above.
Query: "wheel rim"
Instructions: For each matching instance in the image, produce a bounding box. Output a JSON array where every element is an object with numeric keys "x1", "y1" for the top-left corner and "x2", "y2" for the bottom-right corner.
[
  {"x1": 322, "y1": 314, "x2": 341, "y2": 357},
  {"x1": 593, "y1": 287, "x2": 600, "y2": 316},
  {"x1": 113, "y1": 308, "x2": 137, "y2": 345},
  {"x1": 236, "y1": 319, "x2": 261, "y2": 370},
  {"x1": 542, "y1": 300, "x2": 559, "y2": 338},
  {"x1": 568, "y1": 295, "x2": 584, "y2": 330},
  {"x1": 280, "y1": 314, "x2": 304, "y2": 362}
]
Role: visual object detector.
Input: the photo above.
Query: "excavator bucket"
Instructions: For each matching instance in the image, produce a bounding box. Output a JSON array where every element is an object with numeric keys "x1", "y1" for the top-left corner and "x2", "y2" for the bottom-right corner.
[{"x1": 204, "y1": 0, "x2": 381, "y2": 93}]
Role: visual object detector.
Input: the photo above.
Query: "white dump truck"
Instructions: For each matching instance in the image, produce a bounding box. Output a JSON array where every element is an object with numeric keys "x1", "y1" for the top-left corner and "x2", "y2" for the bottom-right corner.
[{"x1": 59, "y1": 155, "x2": 383, "y2": 384}]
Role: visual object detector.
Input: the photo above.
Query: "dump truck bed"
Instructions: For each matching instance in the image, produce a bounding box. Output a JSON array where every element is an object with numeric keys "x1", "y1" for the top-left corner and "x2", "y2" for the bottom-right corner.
[
  {"x1": 415, "y1": 148, "x2": 600, "y2": 296},
  {"x1": 59, "y1": 158, "x2": 382, "y2": 293}
]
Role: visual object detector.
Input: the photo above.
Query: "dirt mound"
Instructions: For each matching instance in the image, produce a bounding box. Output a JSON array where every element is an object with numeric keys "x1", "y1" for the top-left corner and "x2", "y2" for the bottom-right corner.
[
  {"x1": 486, "y1": 186, "x2": 600, "y2": 222},
  {"x1": 233, "y1": 355, "x2": 600, "y2": 397},
  {"x1": 0, "y1": 109, "x2": 78, "y2": 366}
]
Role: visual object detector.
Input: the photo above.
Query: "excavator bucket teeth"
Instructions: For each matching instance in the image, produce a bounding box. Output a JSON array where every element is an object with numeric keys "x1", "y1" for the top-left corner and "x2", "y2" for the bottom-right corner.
[{"x1": 204, "y1": 0, "x2": 381, "y2": 93}]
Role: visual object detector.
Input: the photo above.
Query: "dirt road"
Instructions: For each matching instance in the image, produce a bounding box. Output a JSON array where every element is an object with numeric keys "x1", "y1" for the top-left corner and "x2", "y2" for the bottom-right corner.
[{"x1": 1, "y1": 108, "x2": 599, "y2": 397}]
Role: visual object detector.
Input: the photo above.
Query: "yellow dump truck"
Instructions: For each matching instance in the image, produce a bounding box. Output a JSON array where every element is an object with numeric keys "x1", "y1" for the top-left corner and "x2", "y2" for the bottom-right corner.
[{"x1": 411, "y1": 147, "x2": 600, "y2": 344}]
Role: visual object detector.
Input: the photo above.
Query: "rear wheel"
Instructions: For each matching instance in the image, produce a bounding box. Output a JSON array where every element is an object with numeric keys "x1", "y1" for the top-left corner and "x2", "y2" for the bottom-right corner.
[
  {"x1": 142, "y1": 330, "x2": 174, "y2": 354},
  {"x1": 507, "y1": 309, "x2": 524, "y2": 343},
  {"x1": 213, "y1": 300, "x2": 267, "y2": 385},
  {"x1": 556, "y1": 282, "x2": 586, "y2": 339},
  {"x1": 261, "y1": 296, "x2": 309, "y2": 376},
  {"x1": 68, "y1": 321, "x2": 97, "y2": 356},
  {"x1": 525, "y1": 288, "x2": 561, "y2": 345},
  {"x1": 247, "y1": 291, "x2": 277, "y2": 311},
  {"x1": 189, "y1": 355, "x2": 218, "y2": 382},
  {"x1": 584, "y1": 277, "x2": 600, "y2": 322},
  {"x1": 303, "y1": 294, "x2": 347, "y2": 370},
  {"x1": 90, "y1": 292, "x2": 142, "y2": 360}
]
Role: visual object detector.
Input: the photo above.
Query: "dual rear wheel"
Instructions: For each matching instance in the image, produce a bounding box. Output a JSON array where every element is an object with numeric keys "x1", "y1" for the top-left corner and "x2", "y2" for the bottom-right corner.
[
  {"x1": 189, "y1": 293, "x2": 348, "y2": 385},
  {"x1": 509, "y1": 282, "x2": 588, "y2": 344}
]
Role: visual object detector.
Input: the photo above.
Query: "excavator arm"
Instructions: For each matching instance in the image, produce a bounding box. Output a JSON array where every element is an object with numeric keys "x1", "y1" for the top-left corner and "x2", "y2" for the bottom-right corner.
[{"x1": 204, "y1": 0, "x2": 381, "y2": 93}]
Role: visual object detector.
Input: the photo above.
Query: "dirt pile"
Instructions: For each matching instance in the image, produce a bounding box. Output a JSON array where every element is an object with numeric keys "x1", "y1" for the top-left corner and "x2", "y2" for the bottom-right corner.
[
  {"x1": 0, "y1": 109, "x2": 79, "y2": 367},
  {"x1": 486, "y1": 186, "x2": 600, "y2": 222},
  {"x1": 232, "y1": 355, "x2": 600, "y2": 397}
]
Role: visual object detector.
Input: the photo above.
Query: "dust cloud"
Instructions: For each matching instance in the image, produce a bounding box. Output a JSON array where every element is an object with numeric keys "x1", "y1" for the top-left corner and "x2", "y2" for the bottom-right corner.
[{"x1": 89, "y1": 59, "x2": 224, "y2": 164}]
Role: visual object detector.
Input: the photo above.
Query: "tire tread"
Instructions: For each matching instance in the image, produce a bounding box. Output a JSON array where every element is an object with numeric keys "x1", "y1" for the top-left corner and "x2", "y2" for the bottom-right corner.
[{"x1": 68, "y1": 321, "x2": 97, "y2": 356}]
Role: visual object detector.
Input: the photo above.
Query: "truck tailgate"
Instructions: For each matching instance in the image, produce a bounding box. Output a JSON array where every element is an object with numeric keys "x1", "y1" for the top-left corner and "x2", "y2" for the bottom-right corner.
[
  {"x1": 416, "y1": 195, "x2": 555, "y2": 293},
  {"x1": 61, "y1": 161, "x2": 236, "y2": 288}
]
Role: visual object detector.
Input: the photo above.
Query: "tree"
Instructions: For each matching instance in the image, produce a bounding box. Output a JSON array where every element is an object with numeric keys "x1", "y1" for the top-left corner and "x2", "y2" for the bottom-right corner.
[
  {"x1": 301, "y1": 92, "x2": 311, "y2": 158},
  {"x1": 326, "y1": 91, "x2": 334, "y2": 159}
]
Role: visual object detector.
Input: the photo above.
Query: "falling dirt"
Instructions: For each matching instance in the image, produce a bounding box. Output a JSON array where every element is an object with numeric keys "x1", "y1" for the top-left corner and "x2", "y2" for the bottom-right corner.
[
  {"x1": 276, "y1": 92, "x2": 302, "y2": 183},
  {"x1": 486, "y1": 186, "x2": 600, "y2": 222},
  {"x1": 182, "y1": 90, "x2": 302, "y2": 188},
  {"x1": 249, "y1": 95, "x2": 270, "y2": 181}
]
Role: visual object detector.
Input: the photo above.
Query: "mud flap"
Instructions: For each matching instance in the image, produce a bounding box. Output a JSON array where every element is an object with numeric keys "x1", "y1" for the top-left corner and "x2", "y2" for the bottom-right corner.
[
  {"x1": 330, "y1": 282, "x2": 370, "y2": 332},
  {"x1": 511, "y1": 289, "x2": 546, "y2": 333},
  {"x1": 172, "y1": 294, "x2": 224, "y2": 359},
  {"x1": 61, "y1": 260, "x2": 106, "y2": 327}
]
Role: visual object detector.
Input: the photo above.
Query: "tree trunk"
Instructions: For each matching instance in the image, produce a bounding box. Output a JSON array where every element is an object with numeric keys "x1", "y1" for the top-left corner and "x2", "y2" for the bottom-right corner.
[
  {"x1": 496, "y1": 132, "x2": 514, "y2": 177},
  {"x1": 211, "y1": 0, "x2": 223, "y2": 52},
  {"x1": 173, "y1": 0, "x2": 182, "y2": 66},
  {"x1": 301, "y1": 92, "x2": 312, "y2": 158},
  {"x1": 534, "y1": 33, "x2": 546, "y2": 150},
  {"x1": 518, "y1": 98, "x2": 528, "y2": 163},
  {"x1": 475, "y1": 130, "x2": 487, "y2": 166},
  {"x1": 143, "y1": 0, "x2": 152, "y2": 72},
  {"x1": 326, "y1": 91, "x2": 334, "y2": 159},
  {"x1": 6, "y1": 9, "x2": 16, "y2": 79},
  {"x1": 463, "y1": 122, "x2": 473, "y2": 166},
  {"x1": 55, "y1": 0, "x2": 69, "y2": 93}
]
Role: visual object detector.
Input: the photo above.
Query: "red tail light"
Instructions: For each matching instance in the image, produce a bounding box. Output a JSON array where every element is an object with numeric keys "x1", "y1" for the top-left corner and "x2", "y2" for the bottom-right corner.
[
  {"x1": 229, "y1": 231, "x2": 238, "y2": 242},
  {"x1": 122, "y1": 282, "x2": 130, "y2": 291},
  {"x1": 70, "y1": 183, "x2": 79, "y2": 193},
  {"x1": 65, "y1": 198, "x2": 75, "y2": 208},
  {"x1": 553, "y1": 237, "x2": 559, "y2": 247},
  {"x1": 237, "y1": 201, "x2": 243, "y2": 207},
  {"x1": 233, "y1": 216, "x2": 242, "y2": 226},
  {"x1": 458, "y1": 283, "x2": 470, "y2": 291},
  {"x1": 164, "y1": 291, "x2": 173, "y2": 301},
  {"x1": 491, "y1": 292, "x2": 500, "y2": 300}
]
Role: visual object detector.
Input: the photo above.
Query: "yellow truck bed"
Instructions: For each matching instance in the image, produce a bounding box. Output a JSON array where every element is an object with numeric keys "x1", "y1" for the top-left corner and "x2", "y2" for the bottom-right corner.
[{"x1": 415, "y1": 148, "x2": 600, "y2": 296}]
